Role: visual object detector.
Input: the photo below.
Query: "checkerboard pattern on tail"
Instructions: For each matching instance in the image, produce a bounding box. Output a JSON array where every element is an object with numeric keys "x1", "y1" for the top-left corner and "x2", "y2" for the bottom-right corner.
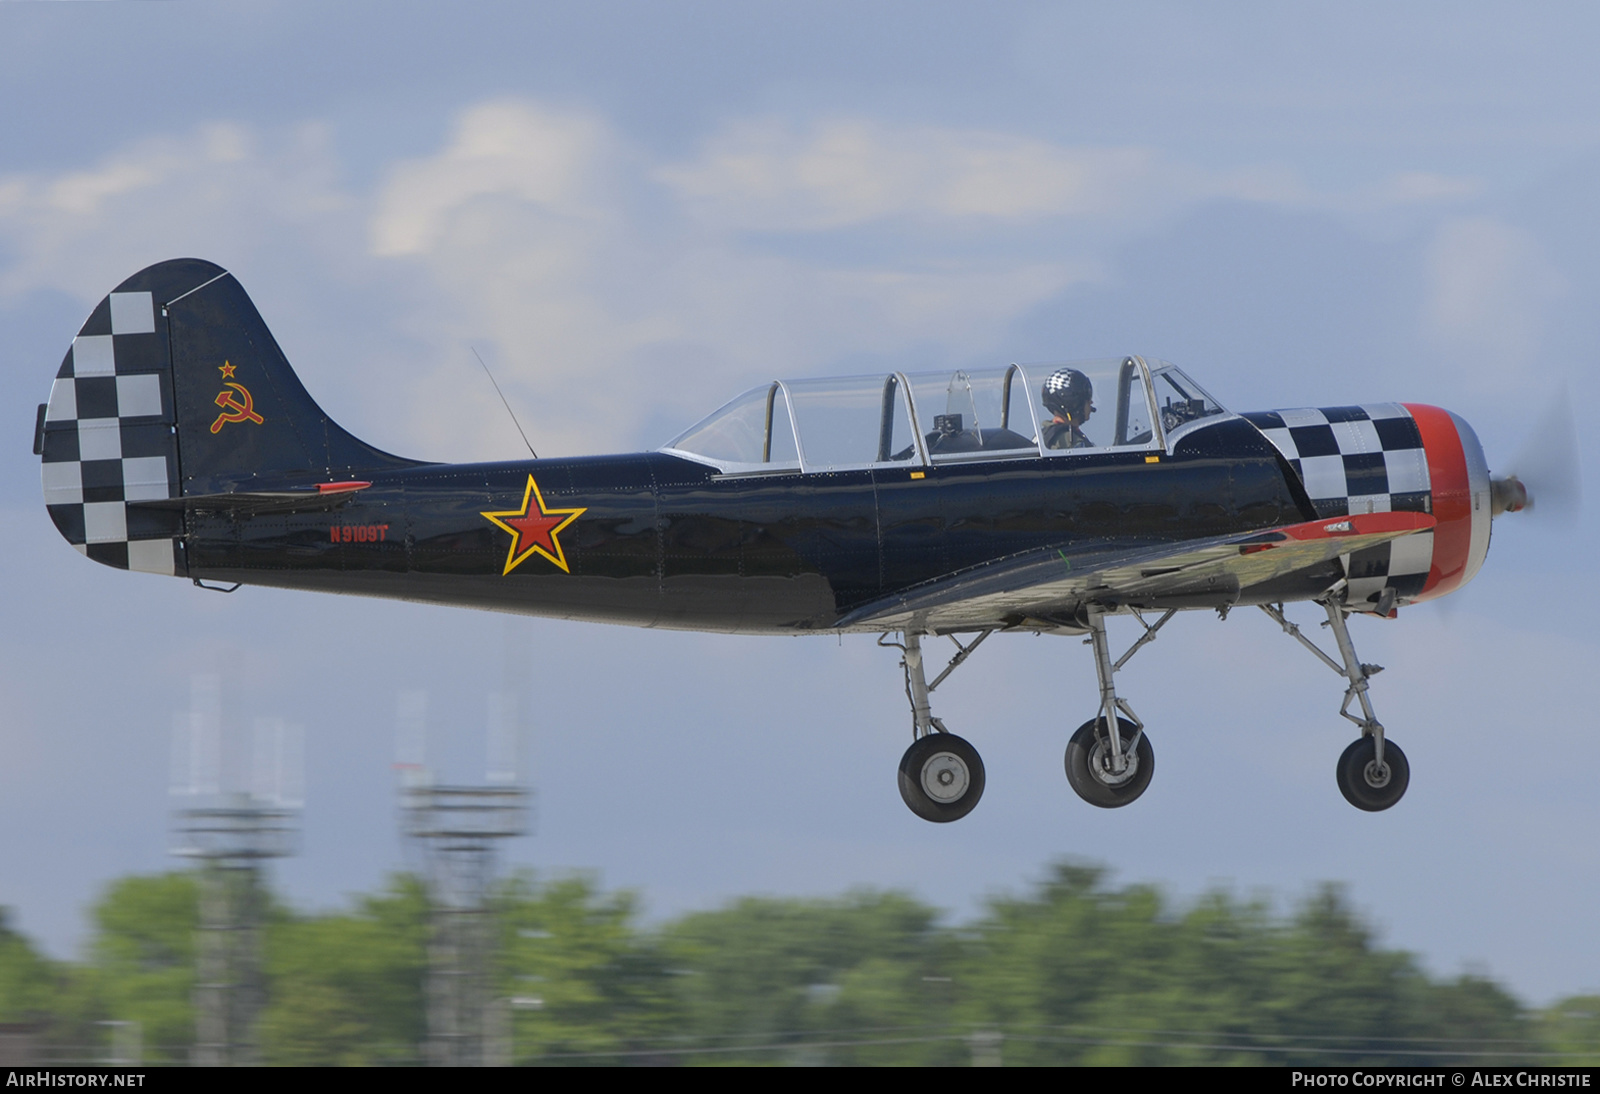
[
  {"x1": 38, "y1": 258, "x2": 426, "y2": 579},
  {"x1": 39, "y1": 290, "x2": 182, "y2": 575},
  {"x1": 1242, "y1": 404, "x2": 1435, "y2": 607}
]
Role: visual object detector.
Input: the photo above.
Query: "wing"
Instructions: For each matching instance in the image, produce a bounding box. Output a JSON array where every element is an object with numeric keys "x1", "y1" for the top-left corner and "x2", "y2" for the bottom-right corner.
[{"x1": 836, "y1": 511, "x2": 1436, "y2": 633}]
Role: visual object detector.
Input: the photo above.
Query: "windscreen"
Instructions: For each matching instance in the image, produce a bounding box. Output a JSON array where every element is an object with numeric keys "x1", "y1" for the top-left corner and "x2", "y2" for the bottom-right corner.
[
  {"x1": 1148, "y1": 361, "x2": 1228, "y2": 436},
  {"x1": 665, "y1": 383, "x2": 799, "y2": 468}
]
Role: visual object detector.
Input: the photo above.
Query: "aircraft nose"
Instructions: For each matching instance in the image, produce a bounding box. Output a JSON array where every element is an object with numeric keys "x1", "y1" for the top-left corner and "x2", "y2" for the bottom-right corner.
[{"x1": 1402, "y1": 404, "x2": 1492, "y2": 600}]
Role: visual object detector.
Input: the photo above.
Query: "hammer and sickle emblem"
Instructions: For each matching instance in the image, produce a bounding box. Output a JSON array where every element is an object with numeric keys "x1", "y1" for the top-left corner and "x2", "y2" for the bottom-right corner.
[{"x1": 210, "y1": 381, "x2": 265, "y2": 434}]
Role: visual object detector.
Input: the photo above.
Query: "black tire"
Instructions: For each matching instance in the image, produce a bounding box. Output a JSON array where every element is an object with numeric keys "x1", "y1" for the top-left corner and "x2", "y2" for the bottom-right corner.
[
  {"x1": 898, "y1": 733, "x2": 985, "y2": 823},
  {"x1": 1336, "y1": 736, "x2": 1409, "y2": 812},
  {"x1": 1064, "y1": 717, "x2": 1154, "y2": 808}
]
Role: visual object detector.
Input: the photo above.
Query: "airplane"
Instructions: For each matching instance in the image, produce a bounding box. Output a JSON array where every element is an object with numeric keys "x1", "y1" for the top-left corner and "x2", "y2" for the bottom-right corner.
[{"x1": 35, "y1": 258, "x2": 1541, "y2": 822}]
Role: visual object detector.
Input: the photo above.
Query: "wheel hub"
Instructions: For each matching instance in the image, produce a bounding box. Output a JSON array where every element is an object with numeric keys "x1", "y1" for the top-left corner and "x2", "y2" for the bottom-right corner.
[
  {"x1": 1362, "y1": 760, "x2": 1391, "y2": 789},
  {"x1": 921, "y1": 751, "x2": 970, "y2": 803},
  {"x1": 1089, "y1": 740, "x2": 1141, "y2": 788}
]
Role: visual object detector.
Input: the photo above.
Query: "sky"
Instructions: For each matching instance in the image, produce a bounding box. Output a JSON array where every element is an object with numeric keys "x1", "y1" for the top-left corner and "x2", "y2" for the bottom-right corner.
[{"x1": 2, "y1": 1, "x2": 1598, "y2": 1004}]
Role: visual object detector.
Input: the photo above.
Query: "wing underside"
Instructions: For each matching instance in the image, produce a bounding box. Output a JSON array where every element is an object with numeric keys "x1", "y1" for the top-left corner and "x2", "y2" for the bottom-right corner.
[{"x1": 837, "y1": 512, "x2": 1437, "y2": 633}]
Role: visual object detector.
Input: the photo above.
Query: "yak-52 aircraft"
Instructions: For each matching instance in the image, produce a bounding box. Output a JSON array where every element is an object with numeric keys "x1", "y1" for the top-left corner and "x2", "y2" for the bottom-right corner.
[{"x1": 36, "y1": 259, "x2": 1536, "y2": 821}]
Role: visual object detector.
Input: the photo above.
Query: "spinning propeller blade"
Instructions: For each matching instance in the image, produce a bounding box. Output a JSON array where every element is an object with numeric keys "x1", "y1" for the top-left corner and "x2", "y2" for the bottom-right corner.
[{"x1": 1491, "y1": 385, "x2": 1582, "y2": 523}]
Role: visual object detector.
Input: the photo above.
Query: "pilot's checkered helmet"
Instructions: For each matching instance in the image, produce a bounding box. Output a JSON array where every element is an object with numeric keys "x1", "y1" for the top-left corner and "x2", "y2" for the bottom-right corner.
[{"x1": 1043, "y1": 368, "x2": 1093, "y2": 417}]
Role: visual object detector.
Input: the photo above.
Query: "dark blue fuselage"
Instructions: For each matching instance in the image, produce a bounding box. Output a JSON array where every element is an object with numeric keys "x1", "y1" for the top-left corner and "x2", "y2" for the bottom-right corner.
[{"x1": 187, "y1": 416, "x2": 1313, "y2": 634}]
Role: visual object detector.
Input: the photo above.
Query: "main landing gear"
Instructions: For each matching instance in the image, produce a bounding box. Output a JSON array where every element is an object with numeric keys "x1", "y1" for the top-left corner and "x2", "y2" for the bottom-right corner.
[
  {"x1": 1063, "y1": 606, "x2": 1173, "y2": 808},
  {"x1": 883, "y1": 632, "x2": 990, "y2": 822},
  {"x1": 882, "y1": 609, "x2": 1179, "y2": 821},
  {"x1": 1262, "y1": 597, "x2": 1409, "y2": 812}
]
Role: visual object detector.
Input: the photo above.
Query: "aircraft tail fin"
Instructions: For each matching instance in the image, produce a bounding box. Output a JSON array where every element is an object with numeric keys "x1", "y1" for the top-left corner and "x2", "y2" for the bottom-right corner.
[{"x1": 38, "y1": 258, "x2": 420, "y2": 575}]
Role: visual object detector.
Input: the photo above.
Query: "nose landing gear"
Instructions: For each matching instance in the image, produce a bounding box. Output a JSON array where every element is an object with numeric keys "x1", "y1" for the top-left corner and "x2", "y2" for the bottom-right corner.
[{"x1": 1263, "y1": 595, "x2": 1409, "y2": 812}]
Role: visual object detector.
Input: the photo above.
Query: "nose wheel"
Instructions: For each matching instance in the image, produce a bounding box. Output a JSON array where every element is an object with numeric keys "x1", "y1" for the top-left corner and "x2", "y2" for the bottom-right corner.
[
  {"x1": 1263, "y1": 598, "x2": 1412, "y2": 812},
  {"x1": 1336, "y1": 736, "x2": 1409, "y2": 811},
  {"x1": 1064, "y1": 716, "x2": 1155, "y2": 808},
  {"x1": 898, "y1": 733, "x2": 986, "y2": 823}
]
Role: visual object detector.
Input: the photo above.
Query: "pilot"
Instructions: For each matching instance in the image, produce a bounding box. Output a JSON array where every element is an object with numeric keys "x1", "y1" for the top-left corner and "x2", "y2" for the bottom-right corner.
[{"x1": 1042, "y1": 368, "x2": 1094, "y2": 449}]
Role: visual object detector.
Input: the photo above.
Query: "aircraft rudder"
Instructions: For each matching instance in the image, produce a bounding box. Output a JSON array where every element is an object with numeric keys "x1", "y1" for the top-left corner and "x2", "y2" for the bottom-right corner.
[{"x1": 38, "y1": 262, "x2": 201, "y2": 576}]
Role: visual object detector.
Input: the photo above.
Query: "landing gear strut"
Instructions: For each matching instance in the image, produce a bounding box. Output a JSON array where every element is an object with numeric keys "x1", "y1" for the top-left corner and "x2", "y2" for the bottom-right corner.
[
  {"x1": 883, "y1": 631, "x2": 990, "y2": 823},
  {"x1": 1063, "y1": 606, "x2": 1172, "y2": 808},
  {"x1": 1262, "y1": 597, "x2": 1409, "y2": 812}
]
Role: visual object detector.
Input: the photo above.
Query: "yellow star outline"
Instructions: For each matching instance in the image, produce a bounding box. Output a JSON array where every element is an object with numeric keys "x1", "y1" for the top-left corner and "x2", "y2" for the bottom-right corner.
[
  {"x1": 218, "y1": 361, "x2": 237, "y2": 378},
  {"x1": 481, "y1": 474, "x2": 587, "y2": 575}
]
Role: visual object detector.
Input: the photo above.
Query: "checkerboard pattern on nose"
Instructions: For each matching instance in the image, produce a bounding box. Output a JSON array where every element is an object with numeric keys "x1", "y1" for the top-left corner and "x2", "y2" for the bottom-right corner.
[
  {"x1": 1242, "y1": 403, "x2": 1435, "y2": 606},
  {"x1": 39, "y1": 290, "x2": 182, "y2": 575}
]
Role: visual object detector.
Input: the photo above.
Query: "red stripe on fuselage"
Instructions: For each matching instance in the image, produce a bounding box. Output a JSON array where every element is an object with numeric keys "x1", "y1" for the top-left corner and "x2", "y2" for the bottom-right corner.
[
  {"x1": 1403, "y1": 403, "x2": 1471, "y2": 599},
  {"x1": 1276, "y1": 511, "x2": 1435, "y2": 541}
]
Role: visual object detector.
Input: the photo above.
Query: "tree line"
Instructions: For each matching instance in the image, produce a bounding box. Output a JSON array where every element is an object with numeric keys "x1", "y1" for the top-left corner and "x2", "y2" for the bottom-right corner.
[{"x1": 2, "y1": 861, "x2": 1597, "y2": 1066}]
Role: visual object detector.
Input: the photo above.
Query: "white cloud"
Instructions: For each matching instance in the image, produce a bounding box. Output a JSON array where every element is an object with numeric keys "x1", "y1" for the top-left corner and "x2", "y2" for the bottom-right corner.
[
  {"x1": 0, "y1": 123, "x2": 356, "y2": 303},
  {"x1": 657, "y1": 118, "x2": 1171, "y2": 231},
  {"x1": 366, "y1": 108, "x2": 1103, "y2": 457},
  {"x1": 0, "y1": 102, "x2": 1105, "y2": 462},
  {"x1": 1377, "y1": 170, "x2": 1481, "y2": 206},
  {"x1": 0, "y1": 100, "x2": 1496, "y2": 464},
  {"x1": 655, "y1": 117, "x2": 1484, "y2": 235},
  {"x1": 370, "y1": 101, "x2": 613, "y2": 257}
]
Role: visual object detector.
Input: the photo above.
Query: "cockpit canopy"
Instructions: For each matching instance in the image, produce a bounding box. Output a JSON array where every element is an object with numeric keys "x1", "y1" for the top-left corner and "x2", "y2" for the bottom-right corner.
[{"x1": 662, "y1": 358, "x2": 1227, "y2": 475}]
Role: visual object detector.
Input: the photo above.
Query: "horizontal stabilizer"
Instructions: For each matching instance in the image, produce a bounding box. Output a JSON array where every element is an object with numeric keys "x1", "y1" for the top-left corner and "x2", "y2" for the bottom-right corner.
[{"x1": 131, "y1": 481, "x2": 371, "y2": 514}]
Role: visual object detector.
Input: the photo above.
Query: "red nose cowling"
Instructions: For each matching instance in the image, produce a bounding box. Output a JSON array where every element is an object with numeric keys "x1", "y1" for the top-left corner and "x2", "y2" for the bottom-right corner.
[{"x1": 1403, "y1": 403, "x2": 1491, "y2": 601}]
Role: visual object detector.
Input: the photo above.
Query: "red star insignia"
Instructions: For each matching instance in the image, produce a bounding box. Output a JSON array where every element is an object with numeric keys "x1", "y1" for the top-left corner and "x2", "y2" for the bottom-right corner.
[
  {"x1": 482, "y1": 475, "x2": 586, "y2": 575},
  {"x1": 218, "y1": 361, "x2": 237, "y2": 379}
]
